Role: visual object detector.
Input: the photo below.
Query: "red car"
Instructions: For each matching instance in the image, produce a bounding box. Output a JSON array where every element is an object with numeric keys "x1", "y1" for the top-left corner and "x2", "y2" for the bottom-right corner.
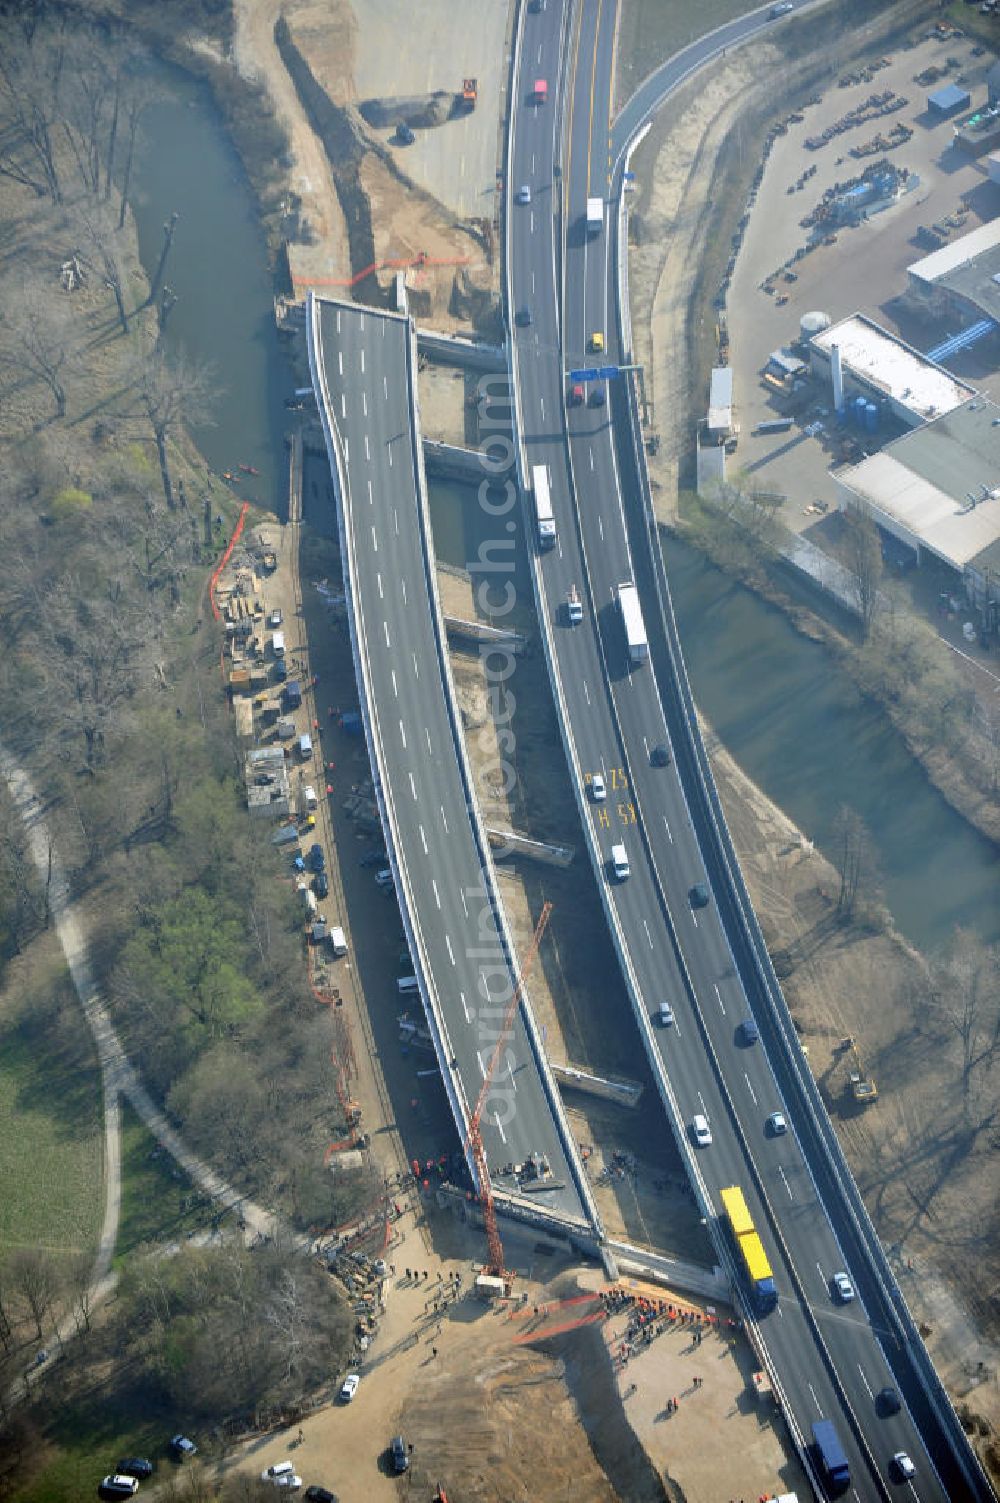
[{"x1": 570, "y1": 383, "x2": 584, "y2": 406}]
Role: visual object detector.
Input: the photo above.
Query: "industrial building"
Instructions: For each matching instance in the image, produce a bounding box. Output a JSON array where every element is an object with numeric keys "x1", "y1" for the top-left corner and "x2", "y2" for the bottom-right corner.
[
  {"x1": 906, "y1": 218, "x2": 1000, "y2": 333},
  {"x1": 836, "y1": 398, "x2": 1000, "y2": 615},
  {"x1": 810, "y1": 314, "x2": 974, "y2": 428}
]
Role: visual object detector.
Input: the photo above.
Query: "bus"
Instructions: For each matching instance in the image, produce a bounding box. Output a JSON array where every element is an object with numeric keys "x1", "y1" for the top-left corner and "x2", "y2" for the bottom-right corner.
[
  {"x1": 719, "y1": 1185, "x2": 777, "y2": 1313},
  {"x1": 617, "y1": 582, "x2": 648, "y2": 666},
  {"x1": 530, "y1": 464, "x2": 556, "y2": 549}
]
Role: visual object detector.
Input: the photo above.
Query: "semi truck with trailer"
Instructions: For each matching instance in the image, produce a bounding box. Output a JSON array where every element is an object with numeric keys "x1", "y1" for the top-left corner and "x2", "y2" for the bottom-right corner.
[
  {"x1": 719, "y1": 1185, "x2": 778, "y2": 1313},
  {"x1": 530, "y1": 464, "x2": 556, "y2": 549},
  {"x1": 617, "y1": 582, "x2": 649, "y2": 665}
]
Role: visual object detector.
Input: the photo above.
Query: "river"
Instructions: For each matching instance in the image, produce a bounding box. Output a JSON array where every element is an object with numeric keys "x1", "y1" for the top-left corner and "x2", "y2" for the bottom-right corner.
[{"x1": 130, "y1": 70, "x2": 998, "y2": 957}]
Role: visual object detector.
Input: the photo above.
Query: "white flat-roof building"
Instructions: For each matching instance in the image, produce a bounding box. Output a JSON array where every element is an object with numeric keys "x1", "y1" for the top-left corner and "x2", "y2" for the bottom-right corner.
[
  {"x1": 836, "y1": 397, "x2": 1000, "y2": 610},
  {"x1": 810, "y1": 314, "x2": 974, "y2": 427}
]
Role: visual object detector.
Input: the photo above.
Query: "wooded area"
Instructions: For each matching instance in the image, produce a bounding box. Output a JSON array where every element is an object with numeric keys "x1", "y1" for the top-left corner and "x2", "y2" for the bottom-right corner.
[{"x1": 0, "y1": 11, "x2": 357, "y2": 1484}]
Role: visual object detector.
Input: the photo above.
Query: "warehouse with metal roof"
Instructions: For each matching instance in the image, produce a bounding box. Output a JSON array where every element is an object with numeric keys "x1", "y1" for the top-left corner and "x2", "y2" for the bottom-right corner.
[
  {"x1": 906, "y1": 217, "x2": 1000, "y2": 328},
  {"x1": 836, "y1": 398, "x2": 1000, "y2": 609}
]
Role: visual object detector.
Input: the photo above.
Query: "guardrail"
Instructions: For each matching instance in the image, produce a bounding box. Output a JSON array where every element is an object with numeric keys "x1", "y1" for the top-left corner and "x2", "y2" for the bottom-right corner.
[{"x1": 612, "y1": 113, "x2": 993, "y2": 1502}]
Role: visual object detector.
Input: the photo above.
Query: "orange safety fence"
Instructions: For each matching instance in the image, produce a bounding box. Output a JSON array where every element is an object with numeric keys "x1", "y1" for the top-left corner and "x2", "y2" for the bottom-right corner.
[
  {"x1": 209, "y1": 500, "x2": 250, "y2": 620},
  {"x1": 292, "y1": 252, "x2": 471, "y2": 289}
]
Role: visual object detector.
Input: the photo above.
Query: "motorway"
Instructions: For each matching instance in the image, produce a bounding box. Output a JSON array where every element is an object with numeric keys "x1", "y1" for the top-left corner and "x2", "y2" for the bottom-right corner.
[
  {"x1": 307, "y1": 296, "x2": 588, "y2": 1228},
  {"x1": 508, "y1": 2, "x2": 979, "y2": 1499}
]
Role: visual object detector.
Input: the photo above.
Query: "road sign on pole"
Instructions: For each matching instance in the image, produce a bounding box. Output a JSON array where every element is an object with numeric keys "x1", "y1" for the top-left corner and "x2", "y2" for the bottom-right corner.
[
  {"x1": 568, "y1": 367, "x2": 599, "y2": 382},
  {"x1": 597, "y1": 365, "x2": 619, "y2": 379}
]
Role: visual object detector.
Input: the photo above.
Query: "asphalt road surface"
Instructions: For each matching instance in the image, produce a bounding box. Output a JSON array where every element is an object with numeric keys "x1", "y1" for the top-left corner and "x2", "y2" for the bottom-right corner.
[
  {"x1": 309, "y1": 296, "x2": 587, "y2": 1226},
  {"x1": 507, "y1": 3, "x2": 966, "y2": 1499}
]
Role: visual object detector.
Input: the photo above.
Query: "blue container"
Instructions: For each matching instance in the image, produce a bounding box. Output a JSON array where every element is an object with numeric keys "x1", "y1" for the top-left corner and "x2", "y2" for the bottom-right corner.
[{"x1": 865, "y1": 401, "x2": 878, "y2": 433}]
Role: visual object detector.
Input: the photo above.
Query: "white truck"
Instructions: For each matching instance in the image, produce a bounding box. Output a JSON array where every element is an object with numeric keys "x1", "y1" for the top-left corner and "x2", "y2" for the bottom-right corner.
[
  {"x1": 617, "y1": 582, "x2": 648, "y2": 665},
  {"x1": 530, "y1": 463, "x2": 556, "y2": 549},
  {"x1": 586, "y1": 196, "x2": 603, "y2": 235}
]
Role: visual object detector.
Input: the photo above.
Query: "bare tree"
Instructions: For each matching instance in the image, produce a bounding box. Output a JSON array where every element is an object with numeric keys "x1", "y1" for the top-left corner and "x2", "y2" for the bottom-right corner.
[
  {"x1": 831, "y1": 804, "x2": 879, "y2": 923},
  {"x1": 65, "y1": 1254, "x2": 96, "y2": 1336},
  {"x1": 0, "y1": 24, "x2": 67, "y2": 203},
  {"x1": 42, "y1": 573, "x2": 147, "y2": 768},
  {"x1": 7, "y1": 1248, "x2": 58, "y2": 1342},
  {"x1": 117, "y1": 73, "x2": 155, "y2": 230},
  {"x1": 845, "y1": 510, "x2": 883, "y2": 640},
  {"x1": 74, "y1": 200, "x2": 131, "y2": 335},
  {"x1": 936, "y1": 929, "x2": 1000, "y2": 1126},
  {"x1": 2, "y1": 278, "x2": 76, "y2": 420},
  {"x1": 129, "y1": 348, "x2": 217, "y2": 510}
]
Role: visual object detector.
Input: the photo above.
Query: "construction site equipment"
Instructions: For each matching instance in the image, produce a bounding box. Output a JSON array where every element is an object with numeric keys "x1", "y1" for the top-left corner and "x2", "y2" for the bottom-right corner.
[
  {"x1": 836, "y1": 1036, "x2": 877, "y2": 1104},
  {"x1": 461, "y1": 77, "x2": 478, "y2": 111},
  {"x1": 466, "y1": 900, "x2": 553, "y2": 1292}
]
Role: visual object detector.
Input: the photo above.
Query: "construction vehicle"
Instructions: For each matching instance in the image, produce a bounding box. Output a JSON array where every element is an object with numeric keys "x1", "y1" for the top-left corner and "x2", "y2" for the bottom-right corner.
[
  {"x1": 836, "y1": 1036, "x2": 877, "y2": 1104},
  {"x1": 465, "y1": 901, "x2": 553, "y2": 1292},
  {"x1": 460, "y1": 78, "x2": 477, "y2": 112}
]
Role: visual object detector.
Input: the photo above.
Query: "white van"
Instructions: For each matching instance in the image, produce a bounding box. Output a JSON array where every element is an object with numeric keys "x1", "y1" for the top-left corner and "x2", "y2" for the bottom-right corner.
[
  {"x1": 297, "y1": 733, "x2": 313, "y2": 760},
  {"x1": 397, "y1": 974, "x2": 419, "y2": 995},
  {"x1": 271, "y1": 630, "x2": 286, "y2": 657},
  {"x1": 303, "y1": 889, "x2": 318, "y2": 918},
  {"x1": 302, "y1": 784, "x2": 318, "y2": 811},
  {"x1": 610, "y1": 843, "x2": 630, "y2": 881},
  {"x1": 375, "y1": 868, "x2": 394, "y2": 889},
  {"x1": 329, "y1": 925, "x2": 348, "y2": 957}
]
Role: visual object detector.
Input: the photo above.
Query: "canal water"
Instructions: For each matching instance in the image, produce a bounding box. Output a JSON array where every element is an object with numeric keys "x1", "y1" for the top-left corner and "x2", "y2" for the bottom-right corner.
[
  {"x1": 130, "y1": 69, "x2": 998, "y2": 957},
  {"x1": 130, "y1": 63, "x2": 288, "y2": 517}
]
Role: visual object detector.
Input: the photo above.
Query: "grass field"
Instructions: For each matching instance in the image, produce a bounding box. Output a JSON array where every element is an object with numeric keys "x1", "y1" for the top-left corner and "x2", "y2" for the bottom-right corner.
[
  {"x1": 115, "y1": 1102, "x2": 215, "y2": 1264},
  {"x1": 615, "y1": 0, "x2": 756, "y2": 104},
  {"x1": 0, "y1": 941, "x2": 103, "y2": 1265}
]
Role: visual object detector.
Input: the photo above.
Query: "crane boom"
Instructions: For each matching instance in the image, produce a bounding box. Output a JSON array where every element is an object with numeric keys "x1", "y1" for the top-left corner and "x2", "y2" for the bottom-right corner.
[{"x1": 466, "y1": 900, "x2": 553, "y2": 1286}]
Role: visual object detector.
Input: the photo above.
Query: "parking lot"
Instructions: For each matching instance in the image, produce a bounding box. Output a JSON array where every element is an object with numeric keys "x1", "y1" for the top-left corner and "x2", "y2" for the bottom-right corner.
[{"x1": 727, "y1": 22, "x2": 1000, "y2": 532}]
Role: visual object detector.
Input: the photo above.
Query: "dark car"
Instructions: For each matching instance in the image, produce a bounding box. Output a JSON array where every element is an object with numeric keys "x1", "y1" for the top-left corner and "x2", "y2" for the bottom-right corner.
[
  {"x1": 273, "y1": 659, "x2": 288, "y2": 683},
  {"x1": 396, "y1": 123, "x2": 415, "y2": 145},
  {"x1": 689, "y1": 883, "x2": 710, "y2": 909},
  {"x1": 390, "y1": 1436, "x2": 410, "y2": 1474},
  {"x1": 876, "y1": 1386, "x2": 901, "y2": 1417},
  {"x1": 359, "y1": 847, "x2": 386, "y2": 868},
  {"x1": 515, "y1": 306, "x2": 533, "y2": 327},
  {"x1": 313, "y1": 871, "x2": 329, "y2": 899},
  {"x1": 740, "y1": 1016, "x2": 760, "y2": 1046},
  {"x1": 116, "y1": 1459, "x2": 153, "y2": 1481},
  {"x1": 650, "y1": 742, "x2": 671, "y2": 767},
  {"x1": 304, "y1": 1488, "x2": 337, "y2": 1503},
  {"x1": 308, "y1": 843, "x2": 326, "y2": 872},
  {"x1": 588, "y1": 384, "x2": 606, "y2": 407}
]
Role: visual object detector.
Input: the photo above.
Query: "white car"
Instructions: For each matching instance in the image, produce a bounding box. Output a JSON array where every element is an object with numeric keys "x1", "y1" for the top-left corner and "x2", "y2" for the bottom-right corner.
[
  {"x1": 766, "y1": 1111, "x2": 787, "y2": 1136},
  {"x1": 832, "y1": 1270, "x2": 855, "y2": 1303},
  {"x1": 516, "y1": 184, "x2": 532, "y2": 204},
  {"x1": 691, "y1": 1113, "x2": 712, "y2": 1147},
  {"x1": 261, "y1": 1462, "x2": 302, "y2": 1489},
  {"x1": 892, "y1": 1452, "x2": 916, "y2": 1481},
  {"x1": 340, "y1": 1372, "x2": 360, "y2": 1402},
  {"x1": 268, "y1": 608, "x2": 283, "y2": 628},
  {"x1": 589, "y1": 773, "x2": 607, "y2": 802},
  {"x1": 657, "y1": 1001, "x2": 674, "y2": 1027}
]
